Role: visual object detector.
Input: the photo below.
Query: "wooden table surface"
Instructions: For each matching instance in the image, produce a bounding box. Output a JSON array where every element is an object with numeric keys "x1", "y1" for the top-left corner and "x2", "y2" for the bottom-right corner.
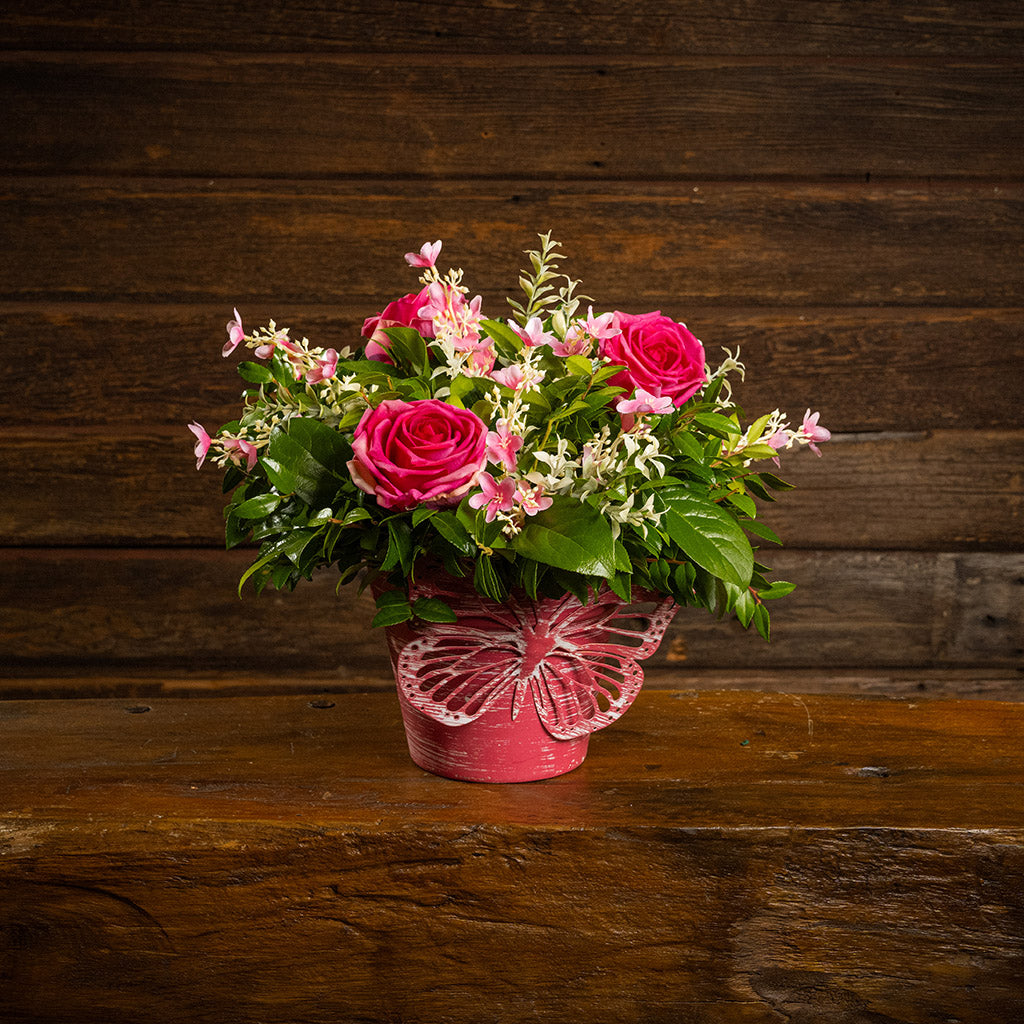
[{"x1": 2, "y1": 689, "x2": 1023, "y2": 1022}]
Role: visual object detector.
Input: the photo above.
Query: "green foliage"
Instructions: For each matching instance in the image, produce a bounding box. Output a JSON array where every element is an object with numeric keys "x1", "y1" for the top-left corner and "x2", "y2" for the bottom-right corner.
[{"x1": 194, "y1": 234, "x2": 827, "y2": 641}]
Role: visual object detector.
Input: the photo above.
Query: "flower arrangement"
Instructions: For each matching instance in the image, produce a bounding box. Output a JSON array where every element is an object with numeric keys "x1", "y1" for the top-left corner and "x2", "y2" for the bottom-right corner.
[{"x1": 189, "y1": 234, "x2": 828, "y2": 636}]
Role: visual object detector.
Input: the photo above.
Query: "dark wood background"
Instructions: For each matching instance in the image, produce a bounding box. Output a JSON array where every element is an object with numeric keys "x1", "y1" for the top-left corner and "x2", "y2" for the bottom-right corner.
[{"x1": 1, "y1": 1, "x2": 1022, "y2": 699}]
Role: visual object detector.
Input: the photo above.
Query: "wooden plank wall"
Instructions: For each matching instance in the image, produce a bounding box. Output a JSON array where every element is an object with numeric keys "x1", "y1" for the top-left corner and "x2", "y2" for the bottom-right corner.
[{"x1": 1, "y1": 2, "x2": 1022, "y2": 699}]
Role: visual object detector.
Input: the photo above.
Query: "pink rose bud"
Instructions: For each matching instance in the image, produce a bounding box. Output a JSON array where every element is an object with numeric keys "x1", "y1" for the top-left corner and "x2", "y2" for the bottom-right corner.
[{"x1": 361, "y1": 288, "x2": 435, "y2": 362}]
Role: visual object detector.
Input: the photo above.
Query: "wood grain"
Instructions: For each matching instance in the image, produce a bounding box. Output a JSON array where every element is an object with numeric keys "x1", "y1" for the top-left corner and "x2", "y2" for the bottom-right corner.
[
  {"x1": 1, "y1": 429, "x2": 1019, "y2": 548},
  {"x1": 5, "y1": 55, "x2": 1022, "y2": 179},
  {"x1": 2, "y1": 549, "x2": 1021, "y2": 674},
  {"x1": 6, "y1": 304, "x2": 1023, "y2": 430},
  {"x1": 2, "y1": 180, "x2": 1021, "y2": 306},
  {"x1": 2, "y1": 691, "x2": 1023, "y2": 1022},
  {"x1": 2, "y1": 1, "x2": 1022, "y2": 54},
  {"x1": 3, "y1": 667, "x2": 1023, "y2": 702}
]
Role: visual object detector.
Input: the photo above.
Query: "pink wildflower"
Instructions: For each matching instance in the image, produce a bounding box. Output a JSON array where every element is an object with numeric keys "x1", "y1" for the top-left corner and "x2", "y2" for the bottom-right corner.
[
  {"x1": 509, "y1": 317, "x2": 556, "y2": 349},
  {"x1": 465, "y1": 344, "x2": 496, "y2": 376},
  {"x1": 515, "y1": 482, "x2": 553, "y2": 516},
  {"x1": 404, "y1": 240, "x2": 442, "y2": 268},
  {"x1": 222, "y1": 436, "x2": 259, "y2": 473},
  {"x1": 800, "y1": 410, "x2": 831, "y2": 456},
  {"x1": 188, "y1": 421, "x2": 211, "y2": 469},
  {"x1": 306, "y1": 348, "x2": 339, "y2": 384},
  {"x1": 486, "y1": 421, "x2": 524, "y2": 474},
  {"x1": 468, "y1": 473, "x2": 517, "y2": 523},
  {"x1": 582, "y1": 306, "x2": 621, "y2": 341},
  {"x1": 420, "y1": 284, "x2": 485, "y2": 350},
  {"x1": 490, "y1": 364, "x2": 527, "y2": 390},
  {"x1": 767, "y1": 429, "x2": 790, "y2": 466},
  {"x1": 616, "y1": 387, "x2": 674, "y2": 431},
  {"x1": 223, "y1": 308, "x2": 245, "y2": 357},
  {"x1": 551, "y1": 326, "x2": 592, "y2": 358}
]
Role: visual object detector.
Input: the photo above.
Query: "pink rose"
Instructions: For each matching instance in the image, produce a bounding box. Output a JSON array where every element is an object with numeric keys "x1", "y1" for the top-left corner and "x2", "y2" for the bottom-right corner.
[
  {"x1": 361, "y1": 288, "x2": 435, "y2": 362},
  {"x1": 600, "y1": 311, "x2": 707, "y2": 407},
  {"x1": 347, "y1": 399, "x2": 487, "y2": 510}
]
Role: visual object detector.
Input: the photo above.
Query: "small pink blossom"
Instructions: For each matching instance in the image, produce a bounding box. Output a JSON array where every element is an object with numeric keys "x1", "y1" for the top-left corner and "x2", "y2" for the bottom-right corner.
[
  {"x1": 515, "y1": 482, "x2": 553, "y2": 516},
  {"x1": 800, "y1": 409, "x2": 831, "y2": 456},
  {"x1": 188, "y1": 421, "x2": 211, "y2": 469},
  {"x1": 490, "y1": 364, "x2": 527, "y2": 390},
  {"x1": 486, "y1": 421, "x2": 523, "y2": 474},
  {"x1": 468, "y1": 472, "x2": 517, "y2": 522},
  {"x1": 551, "y1": 326, "x2": 592, "y2": 358},
  {"x1": 420, "y1": 285, "x2": 485, "y2": 350},
  {"x1": 223, "y1": 308, "x2": 245, "y2": 357},
  {"x1": 222, "y1": 436, "x2": 258, "y2": 472},
  {"x1": 306, "y1": 348, "x2": 339, "y2": 384},
  {"x1": 509, "y1": 316, "x2": 556, "y2": 349},
  {"x1": 404, "y1": 240, "x2": 442, "y2": 268},
  {"x1": 767, "y1": 429, "x2": 790, "y2": 466},
  {"x1": 616, "y1": 387, "x2": 674, "y2": 431},
  {"x1": 582, "y1": 306, "x2": 621, "y2": 341}
]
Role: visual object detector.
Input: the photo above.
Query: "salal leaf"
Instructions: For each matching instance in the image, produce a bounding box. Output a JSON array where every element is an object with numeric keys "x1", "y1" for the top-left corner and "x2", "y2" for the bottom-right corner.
[
  {"x1": 262, "y1": 418, "x2": 348, "y2": 507},
  {"x1": 372, "y1": 589, "x2": 414, "y2": 628},
  {"x1": 412, "y1": 596, "x2": 457, "y2": 623},
  {"x1": 237, "y1": 361, "x2": 274, "y2": 384},
  {"x1": 660, "y1": 488, "x2": 754, "y2": 588},
  {"x1": 513, "y1": 498, "x2": 617, "y2": 578},
  {"x1": 381, "y1": 326, "x2": 429, "y2": 376},
  {"x1": 232, "y1": 493, "x2": 282, "y2": 520}
]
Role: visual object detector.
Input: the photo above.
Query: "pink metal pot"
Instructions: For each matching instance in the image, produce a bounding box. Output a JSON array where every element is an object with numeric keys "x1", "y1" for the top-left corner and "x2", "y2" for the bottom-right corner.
[{"x1": 383, "y1": 581, "x2": 677, "y2": 783}]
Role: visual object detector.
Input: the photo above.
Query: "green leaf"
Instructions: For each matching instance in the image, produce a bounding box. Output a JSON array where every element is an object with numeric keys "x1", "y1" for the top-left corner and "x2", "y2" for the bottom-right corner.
[
  {"x1": 565, "y1": 355, "x2": 592, "y2": 377},
  {"x1": 743, "y1": 476, "x2": 777, "y2": 503},
  {"x1": 237, "y1": 360, "x2": 275, "y2": 384},
  {"x1": 607, "y1": 572, "x2": 632, "y2": 603},
  {"x1": 672, "y1": 431, "x2": 705, "y2": 462},
  {"x1": 694, "y1": 412, "x2": 742, "y2": 438},
  {"x1": 758, "y1": 580, "x2": 796, "y2": 600},
  {"x1": 735, "y1": 588, "x2": 756, "y2": 628},
  {"x1": 753, "y1": 603, "x2": 771, "y2": 641},
  {"x1": 339, "y1": 507, "x2": 372, "y2": 526},
  {"x1": 262, "y1": 418, "x2": 348, "y2": 507},
  {"x1": 221, "y1": 465, "x2": 246, "y2": 494},
  {"x1": 758, "y1": 472, "x2": 796, "y2": 492},
  {"x1": 381, "y1": 326, "x2": 429, "y2": 376},
  {"x1": 474, "y1": 555, "x2": 509, "y2": 602},
  {"x1": 279, "y1": 529, "x2": 319, "y2": 567},
  {"x1": 412, "y1": 506, "x2": 435, "y2": 527},
  {"x1": 513, "y1": 498, "x2": 618, "y2": 577},
  {"x1": 371, "y1": 589, "x2": 414, "y2": 628},
  {"x1": 432, "y1": 510, "x2": 475, "y2": 556},
  {"x1": 270, "y1": 352, "x2": 298, "y2": 389},
  {"x1": 381, "y1": 519, "x2": 413, "y2": 574},
  {"x1": 551, "y1": 569, "x2": 594, "y2": 605},
  {"x1": 520, "y1": 558, "x2": 543, "y2": 600},
  {"x1": 448, "y1": 374, "x2": 477, "y2": 408},
  {"x1": 412, "y1": 596, "x2": 457, "y2": 623},
  {"x1": 743, "y1": 518, "x2": 783, "y2": 545},
  {"x1": 480, "y1": 318, "x2": 525, "y2": 353},
  {"x1": 660, "y1": 488, "x2": 754, "y2": 588},
  {"x1": 232, "y1": 493, "x2": 283, "y2": 520},
  {"x1": 725, "y1": 491, "x2": 757, "y2": 519}
]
